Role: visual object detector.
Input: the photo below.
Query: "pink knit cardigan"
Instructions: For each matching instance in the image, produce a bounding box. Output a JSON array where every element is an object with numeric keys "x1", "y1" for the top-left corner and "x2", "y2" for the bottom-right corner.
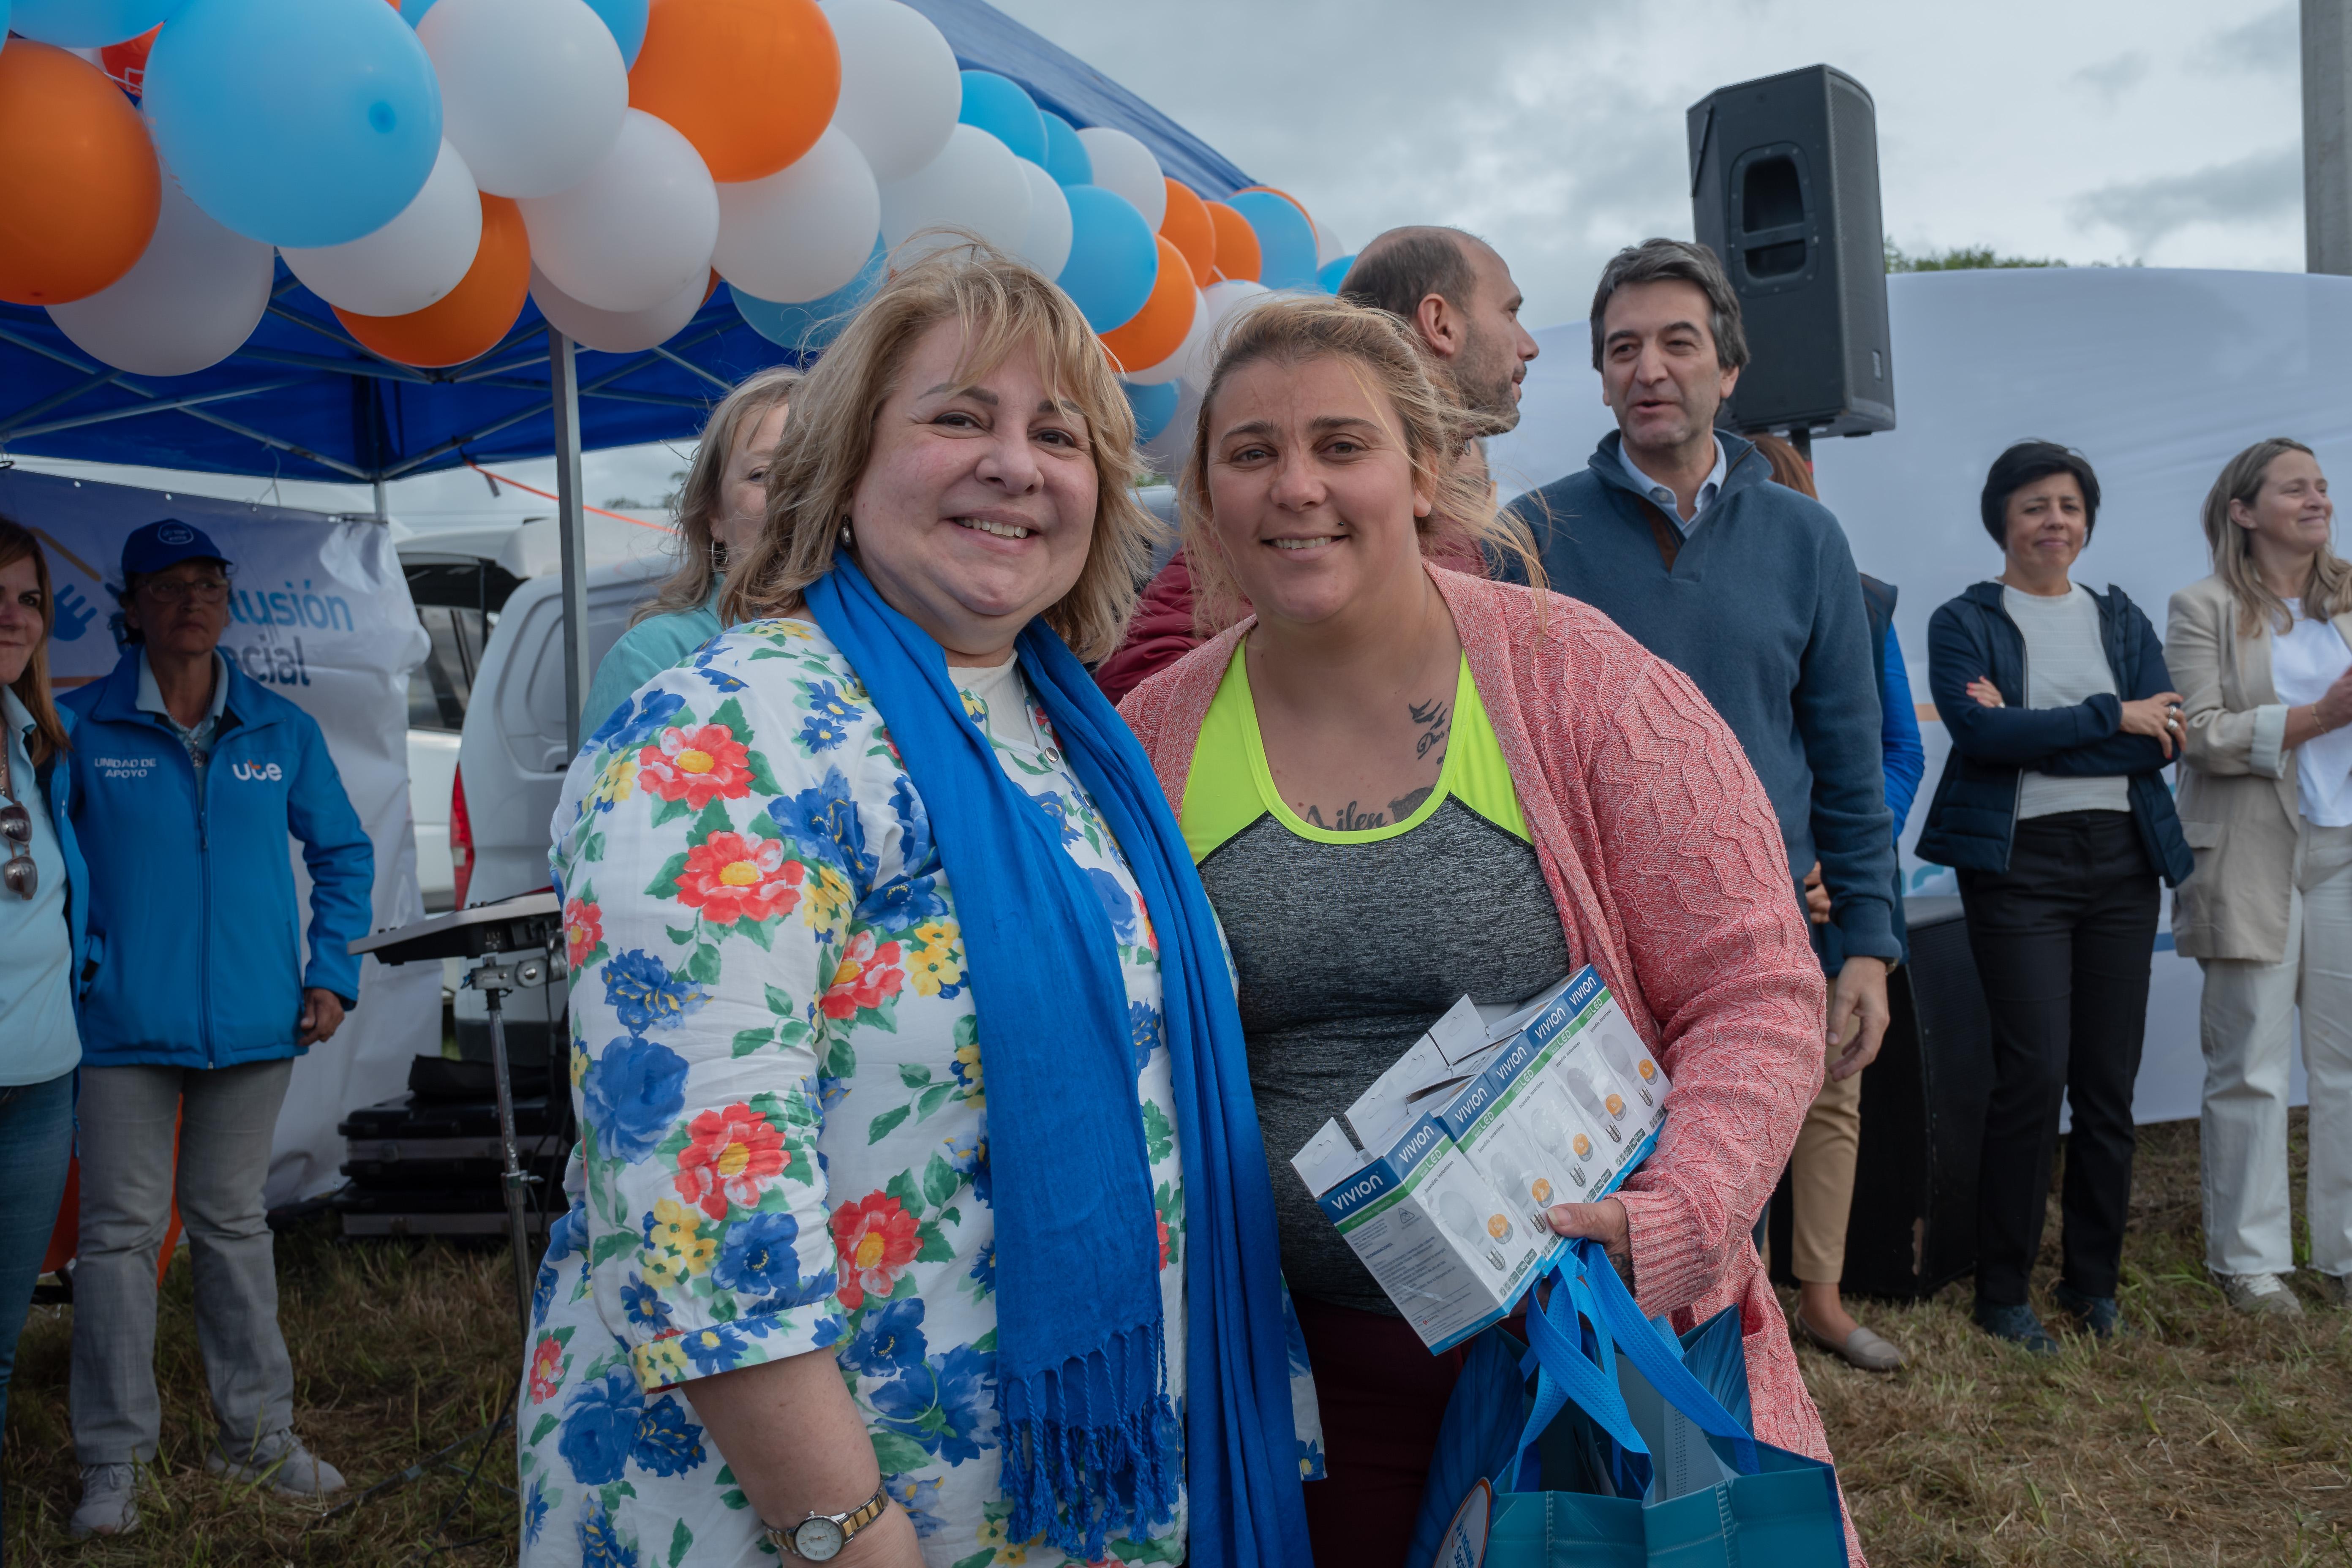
[{"x1": 1119, "y1": 566, "x2": 1861, "y2": 1556}]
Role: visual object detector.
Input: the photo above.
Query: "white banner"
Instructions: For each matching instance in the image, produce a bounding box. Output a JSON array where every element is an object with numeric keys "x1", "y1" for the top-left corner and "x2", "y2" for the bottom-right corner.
[
  {"x1": 1488, "y1": 267, "x2": 2352, "y2": 1124},
  {"x1": 0, "y1": 467, "x2": 435, "y2": 1201}
]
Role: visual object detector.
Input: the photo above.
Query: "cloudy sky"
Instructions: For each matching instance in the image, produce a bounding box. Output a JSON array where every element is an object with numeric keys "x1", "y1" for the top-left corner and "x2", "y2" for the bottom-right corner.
[
  {"x1": 994, "y1": 0, "x2": 2304, "y2": 327},
  {"x1": 23, "y1": 0, "x2": 2304, "y2": 527}
]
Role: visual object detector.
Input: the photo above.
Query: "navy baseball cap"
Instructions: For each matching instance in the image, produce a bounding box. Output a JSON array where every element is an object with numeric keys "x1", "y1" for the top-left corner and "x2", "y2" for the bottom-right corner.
[{"x1": 120, "y1": 518, "x2": 231, "y2": 580}]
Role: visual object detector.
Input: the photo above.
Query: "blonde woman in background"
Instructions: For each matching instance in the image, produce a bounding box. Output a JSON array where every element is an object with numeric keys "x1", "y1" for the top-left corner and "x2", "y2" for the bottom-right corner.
[
  {"x1": 578, "y1": 366, "x2": 800, "y2": 734},
  {"x1": 2170, "y1": 436, "x2": 2352, "y2": 1317}
]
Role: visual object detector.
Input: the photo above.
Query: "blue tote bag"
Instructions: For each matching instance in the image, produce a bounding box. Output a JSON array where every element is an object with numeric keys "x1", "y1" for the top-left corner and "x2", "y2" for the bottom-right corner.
[{"x1": 1407, "y1": 1241, "x2": 1848, "y2": 1568}]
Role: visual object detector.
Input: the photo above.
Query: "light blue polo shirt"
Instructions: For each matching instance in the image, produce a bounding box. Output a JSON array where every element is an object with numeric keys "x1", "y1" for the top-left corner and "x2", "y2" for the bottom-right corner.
[
  {"x1": 1, "y1": 688, "x2": 80, "y2": 1086},
  {"x1": 137, "y1": 648, "x2": 229, "y2": 792}
]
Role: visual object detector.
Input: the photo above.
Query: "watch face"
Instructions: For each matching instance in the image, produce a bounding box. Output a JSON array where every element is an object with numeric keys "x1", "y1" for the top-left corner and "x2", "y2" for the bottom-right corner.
[{"x1": 793, "y1": 1517, "x2": 847, "y2": 1560}]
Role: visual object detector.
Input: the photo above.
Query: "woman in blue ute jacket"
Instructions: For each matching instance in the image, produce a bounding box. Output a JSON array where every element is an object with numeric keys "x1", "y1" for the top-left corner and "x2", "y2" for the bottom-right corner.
[
  {"x1": 1919, "y1": 441, "x2": 2193, "y2": 1361},
  {"x1": 57, "y1": 519, "x2": 373, "y2": 1541},
  {"x1": 0, "y1": 518, "x2": 89, "y2": 1549}
]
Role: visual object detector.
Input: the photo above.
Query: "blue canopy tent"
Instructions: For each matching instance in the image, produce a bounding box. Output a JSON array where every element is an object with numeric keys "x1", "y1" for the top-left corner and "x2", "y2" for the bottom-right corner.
[{"x1": 0, "y1": 0, "x2": 1253, "y2": 745}]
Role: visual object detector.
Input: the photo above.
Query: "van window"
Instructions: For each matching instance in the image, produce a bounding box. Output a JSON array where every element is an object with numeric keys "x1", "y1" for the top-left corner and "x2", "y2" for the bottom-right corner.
[
  {"x1": 408, "y1": 605, "x2": 487, "y2": 732},
  {"x1": 403, "y1": 557, "x2": 519, "y2": 733}
]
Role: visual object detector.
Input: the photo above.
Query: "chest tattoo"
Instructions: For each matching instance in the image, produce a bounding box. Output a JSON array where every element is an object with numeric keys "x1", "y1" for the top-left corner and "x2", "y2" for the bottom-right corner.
[{"x1": 1291, "y1": 691, "x2": 1453, "y2": 830}]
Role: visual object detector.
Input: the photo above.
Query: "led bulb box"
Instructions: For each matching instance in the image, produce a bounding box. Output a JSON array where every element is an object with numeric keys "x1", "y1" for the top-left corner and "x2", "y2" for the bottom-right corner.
[{"x1": 1291, "y1": 966, "x2": 1671, "y2": 1352}]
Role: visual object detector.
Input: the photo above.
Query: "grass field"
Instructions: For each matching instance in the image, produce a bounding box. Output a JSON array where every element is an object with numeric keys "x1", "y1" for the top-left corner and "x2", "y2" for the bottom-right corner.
[{"x1": 3, "y1": 1114, "x2": 2346, "y2": 1564}]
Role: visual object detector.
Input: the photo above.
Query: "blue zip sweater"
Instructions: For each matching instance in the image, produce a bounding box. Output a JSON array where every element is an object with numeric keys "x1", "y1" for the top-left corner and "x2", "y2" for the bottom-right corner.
[
  {"x1": 1917, "y1": 580, "x2": 2193, "y2": 885},
  {"x1": 1505, "y1": 430, "x2": 1901, "y2": 966},
  {"x1": 61, "y1": 649, "x2": 374, "y2": 1069}
]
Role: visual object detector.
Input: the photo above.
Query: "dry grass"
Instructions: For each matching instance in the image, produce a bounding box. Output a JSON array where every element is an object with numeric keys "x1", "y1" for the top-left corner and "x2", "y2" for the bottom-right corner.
[
  {"x1": 1805, "y1": 1111, "x2": 2352, "y2": 1565},
  {"x1": 4, "y1": 1116, "x2": 2348, "y2": 1563},
  {"x1": 4, "y1": 1224, "x2": 522, "y2": 1566}
]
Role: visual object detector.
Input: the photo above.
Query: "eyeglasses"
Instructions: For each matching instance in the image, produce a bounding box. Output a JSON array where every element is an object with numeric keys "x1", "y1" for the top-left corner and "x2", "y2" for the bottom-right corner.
[
  {"x1": 0, "y1": 795, "x2": 30, "y2": 901},
  {"x1": 139, "y1": 578, "x2": 230, "y2": 605}
]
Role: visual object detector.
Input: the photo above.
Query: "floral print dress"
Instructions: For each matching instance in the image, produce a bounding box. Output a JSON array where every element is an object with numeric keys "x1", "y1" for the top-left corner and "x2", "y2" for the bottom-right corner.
[{"x1": 519, "y1": 618, "x2": 1319, "y2": 1568}]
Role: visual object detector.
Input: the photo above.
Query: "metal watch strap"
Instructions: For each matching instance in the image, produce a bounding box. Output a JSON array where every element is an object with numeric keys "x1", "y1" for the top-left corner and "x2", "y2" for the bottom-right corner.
[{"x1": 768, "y1": 1481, "x2": 890, "y2": 1560}]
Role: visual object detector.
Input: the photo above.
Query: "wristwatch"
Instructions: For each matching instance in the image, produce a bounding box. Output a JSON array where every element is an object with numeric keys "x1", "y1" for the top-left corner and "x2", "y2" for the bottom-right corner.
[{"x1": 767, "y1": 1482, "x2": 890, "y2": 1561}]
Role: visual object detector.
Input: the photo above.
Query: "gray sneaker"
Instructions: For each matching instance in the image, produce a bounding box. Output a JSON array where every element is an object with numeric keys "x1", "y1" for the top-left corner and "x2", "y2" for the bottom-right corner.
[
  {"x1": 2215, "y1": 1271, "x2": 2305, "y2": 1317},
  {"x1": 69, "y1": 1463, "x2": 140, "y2": 1539},
  {"x1": 207, "y1": 1429, "x2": 347, "y2": 1500}
]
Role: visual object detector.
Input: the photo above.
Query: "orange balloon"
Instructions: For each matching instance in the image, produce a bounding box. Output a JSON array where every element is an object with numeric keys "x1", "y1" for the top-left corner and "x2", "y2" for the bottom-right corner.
[
  {"x1": 1205, "y1": 201, "x2": 1260, "y2": 284},
  {"x1": 336, "y1": 195, "x2": 531, "y2": 368},
  {"x1": 629, "y1": 0, "x2": 841, "y2": 182},
  {"x1": 1160, "y1": 179, "x2": 1216, "y2": 288},
  {"x1": 1100, "y1": 237, "x2": 1196, "y2": 374},
  {"x1": 0, "y1": 43, "x2": 161, "y2": 307}
]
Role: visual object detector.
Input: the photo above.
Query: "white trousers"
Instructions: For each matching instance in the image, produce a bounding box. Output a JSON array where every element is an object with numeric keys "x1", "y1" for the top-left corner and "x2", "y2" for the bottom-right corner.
[{"x1": 2196, "y1": 823, "x2": 2352, "y2": 1277}]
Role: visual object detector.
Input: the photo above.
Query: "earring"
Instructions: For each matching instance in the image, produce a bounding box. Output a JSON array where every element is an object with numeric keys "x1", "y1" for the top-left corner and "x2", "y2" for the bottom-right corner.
[{"x1": 838, "y1": 517, "x2": 854, "y2": 549}]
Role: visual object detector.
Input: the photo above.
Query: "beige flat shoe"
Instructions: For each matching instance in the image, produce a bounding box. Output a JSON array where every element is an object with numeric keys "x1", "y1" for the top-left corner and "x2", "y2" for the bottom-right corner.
[{"x1": 1794, "y1": 1310, "x2": 1907, "y2": 1372}]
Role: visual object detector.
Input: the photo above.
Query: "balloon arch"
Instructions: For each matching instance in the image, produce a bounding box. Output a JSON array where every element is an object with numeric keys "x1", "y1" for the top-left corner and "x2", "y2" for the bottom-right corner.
[{"x1": 0, "y1": 0, "x2": 1358, "y2": 455}]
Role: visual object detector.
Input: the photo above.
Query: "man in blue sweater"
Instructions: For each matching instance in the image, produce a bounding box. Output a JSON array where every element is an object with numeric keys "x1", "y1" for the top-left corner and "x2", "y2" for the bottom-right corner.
[{"x1": 1505, "y1": 237, "x2": 1900, "y2": 1243}]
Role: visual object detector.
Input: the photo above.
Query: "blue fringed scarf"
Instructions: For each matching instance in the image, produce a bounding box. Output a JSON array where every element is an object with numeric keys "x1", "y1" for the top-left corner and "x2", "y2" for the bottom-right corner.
[{"x1": 804, "y1": 562, "x2": 1309, "y2": 1565}]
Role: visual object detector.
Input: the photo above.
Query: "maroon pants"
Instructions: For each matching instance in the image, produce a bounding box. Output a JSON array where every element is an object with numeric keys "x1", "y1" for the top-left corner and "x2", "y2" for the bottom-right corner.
[{"x1": 1294, "y1": 1295, "x2": 1473, "y2": 1568}]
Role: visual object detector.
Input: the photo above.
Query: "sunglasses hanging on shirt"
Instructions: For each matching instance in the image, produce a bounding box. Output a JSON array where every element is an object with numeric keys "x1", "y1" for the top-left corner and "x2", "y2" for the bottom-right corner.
[{"x1": 0, "y1": 749, "x2": 33, "y2": 901}]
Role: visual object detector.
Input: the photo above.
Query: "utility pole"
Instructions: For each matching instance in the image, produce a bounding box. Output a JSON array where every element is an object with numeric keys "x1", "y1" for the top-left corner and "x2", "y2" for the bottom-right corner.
[
  {"x1": 550, "y1": 327, "x2": 590, "y2": 757},
  {"x1": 2306, "y1": 0, "x2": 2352, "y2": 272}
]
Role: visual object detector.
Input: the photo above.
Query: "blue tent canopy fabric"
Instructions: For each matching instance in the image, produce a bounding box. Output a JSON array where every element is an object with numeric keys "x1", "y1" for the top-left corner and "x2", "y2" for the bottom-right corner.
[{"x1": 0, "y1": 0, "x2": 1252, "y2": 484}]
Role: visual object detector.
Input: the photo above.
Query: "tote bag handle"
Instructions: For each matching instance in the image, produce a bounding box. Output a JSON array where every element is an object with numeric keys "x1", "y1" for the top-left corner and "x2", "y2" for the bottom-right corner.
[
  {"x1": 1571, "y1": 1238, "x2": 1761, "y2": 1475},
  {"x1": 1514, "y1": 1255, "x2": 1649, "y2": 1486}
]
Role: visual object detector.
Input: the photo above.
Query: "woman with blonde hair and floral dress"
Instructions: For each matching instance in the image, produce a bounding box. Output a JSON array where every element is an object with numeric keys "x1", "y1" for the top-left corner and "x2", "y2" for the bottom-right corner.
[{"x1": 518, "y1": 243, "x2": 1316, "y2": 1568}]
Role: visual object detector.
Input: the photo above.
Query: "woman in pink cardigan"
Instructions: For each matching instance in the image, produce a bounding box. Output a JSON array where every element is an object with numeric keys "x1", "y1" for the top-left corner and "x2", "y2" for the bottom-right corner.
[{"x1": 1118, "y1": 295, "x2": 1855, "y2": 1565}]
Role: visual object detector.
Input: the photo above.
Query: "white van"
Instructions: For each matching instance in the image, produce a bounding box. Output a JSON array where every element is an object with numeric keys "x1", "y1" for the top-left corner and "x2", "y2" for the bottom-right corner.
[{"x1": 395, "y1": 516, "x2": 671, "y2": 1057}]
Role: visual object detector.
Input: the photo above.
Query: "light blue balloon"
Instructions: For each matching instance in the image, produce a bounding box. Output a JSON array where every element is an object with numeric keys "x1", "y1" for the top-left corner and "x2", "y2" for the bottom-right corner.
[
  {"x1": 1040, "y1": 110, "x2": 1092, "y2": 188},
  {"x1": 583, "y1": 0, "x2": 648, "y2": 68},
  {"x1": 9, "y1": 0, "x2": 184, "y2": 49},
  {"x1": 958, "y1": 71, "x2": 1045, "y2": 166},
  {"x1": 145, "y1": 0, "x2": 441, "y2": 249},
  {"x1": 1317, "y1": 254, "x2": 1355, "y2": 295},
  {"x1": 1056, "y1": 185, "x2": 1156, "y2": 333},
  {"x1": 1122, "y1": 380, "x2": 1179, "y2": 446},
  {"x1": 403, "y1": 0, "x2": 646, "y2": 67},
  {"x1": 735, "y1": 238, "x2": 886, "y2": 355},
  {"x1": 1230, "y1": 191, "x2": 1320, "y2": 293}
]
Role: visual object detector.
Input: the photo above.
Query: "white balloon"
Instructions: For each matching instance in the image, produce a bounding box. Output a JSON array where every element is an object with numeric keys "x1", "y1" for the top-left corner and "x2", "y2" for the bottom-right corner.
[
  {"x1": 1314, "y1": 218, "x2": 1346, "y2": 267},
  {"x1": 878, "y1": 123, "x2": 1031, "y2": 263},
  {"x1": 1015, "y1": 159, "x2": 1070, "y2": 279},
  {"x1": 49, "y1": 170, "x2": 272, "y2": 376},
  {"x1": 1123, "y1": 286, "x2": 1204, "y2": 386},
  {"x1": 713, "y1": 126, "x2": 880, "y2": 303},
  {"x1": 520, "y1": 109, "x2": 718, "y2": 313},
  {"x1": 419, "y1": 0, "x2": 629, "y2": 199},
  {"x1": 822, "y1": 0, "x2": 961, "y2": 183},
  {"x1": 531, "y1": 264, "x2": 707, "y2": 354},
  {"x1": 1182, "y1": 279, "x2": 1270, "y2": 387},
  {"x1": 281, "y1": 139, "x2": 483, "y2": 316},
  {"x1": 1140, "y1": 380, "x2": 1200, "y2": 473},
  {"x1": 1075, "y1": 126, "x2": 1165, "y2": 229}
]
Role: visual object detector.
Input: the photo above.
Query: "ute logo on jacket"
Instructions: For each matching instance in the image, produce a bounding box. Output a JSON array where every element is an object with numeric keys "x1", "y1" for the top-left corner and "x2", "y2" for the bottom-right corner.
[{"x1": 231, "y1": 760, "x2": 285, "y2": 783}]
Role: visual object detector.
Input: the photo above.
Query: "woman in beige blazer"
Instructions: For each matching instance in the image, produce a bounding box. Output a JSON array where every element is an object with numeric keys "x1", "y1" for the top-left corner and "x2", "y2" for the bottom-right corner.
[{"x1": 2170, "y1": 436, "x2": 2352, "y2": 1316}]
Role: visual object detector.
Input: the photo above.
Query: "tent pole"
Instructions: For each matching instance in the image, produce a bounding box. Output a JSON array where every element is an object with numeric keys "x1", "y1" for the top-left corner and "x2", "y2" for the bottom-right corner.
[
  {"x1": 550, "y1": 327, "x2": 591, "y2": 756},
  {"x1": 371, "y1": 478, "x2": 388, "y2": 524}
]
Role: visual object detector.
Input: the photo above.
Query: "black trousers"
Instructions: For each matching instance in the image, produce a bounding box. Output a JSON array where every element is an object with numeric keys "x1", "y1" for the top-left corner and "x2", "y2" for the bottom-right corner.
[{"x1": 1960, "y1": 811, "x2": 2159, "y2": 1305}]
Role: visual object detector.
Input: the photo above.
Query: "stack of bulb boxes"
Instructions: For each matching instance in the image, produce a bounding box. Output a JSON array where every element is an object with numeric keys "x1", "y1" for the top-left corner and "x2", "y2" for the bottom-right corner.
[{"x1": 1290, "y1": 966, "x2": 1669, "y2": 1351}]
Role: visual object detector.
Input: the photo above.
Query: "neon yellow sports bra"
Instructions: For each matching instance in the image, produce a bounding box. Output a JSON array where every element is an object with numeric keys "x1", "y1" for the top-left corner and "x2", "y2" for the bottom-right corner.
[{"x1": 1179, "y1": 642, "x2": 1530, "y2": 863}]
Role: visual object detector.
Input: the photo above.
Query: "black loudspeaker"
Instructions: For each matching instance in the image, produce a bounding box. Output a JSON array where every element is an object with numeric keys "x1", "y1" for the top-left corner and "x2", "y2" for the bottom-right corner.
[
  {"x1": 1687, "y1": 65, "x2": 1895, "y2": 439},
  {"x1": 1767, "y1": 897, "x2": 1995, "y2": 1300}
]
